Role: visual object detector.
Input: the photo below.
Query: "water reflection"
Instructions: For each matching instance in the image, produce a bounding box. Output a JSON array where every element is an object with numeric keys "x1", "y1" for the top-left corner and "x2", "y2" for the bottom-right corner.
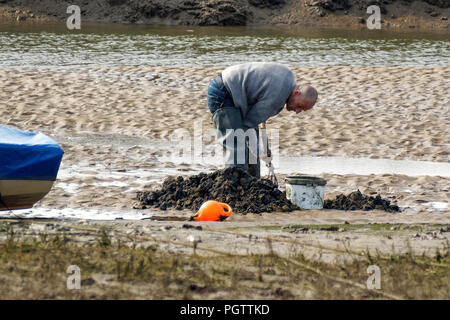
[{"x1": 0, "y1": 24, "x2": 448, "y2": 67}]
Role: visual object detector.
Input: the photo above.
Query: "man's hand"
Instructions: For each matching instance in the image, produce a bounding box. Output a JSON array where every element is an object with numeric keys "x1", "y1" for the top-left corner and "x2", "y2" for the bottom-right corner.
[
  {"x1": 259, "y1": 148, "x2": 271, "y2": 160},
  {"x1": 259, "y1": 121, "x2": 272, "y2": 161}
]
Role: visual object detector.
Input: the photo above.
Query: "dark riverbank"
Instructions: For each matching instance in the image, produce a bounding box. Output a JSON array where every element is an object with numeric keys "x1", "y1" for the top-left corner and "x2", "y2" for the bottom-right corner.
[{"x1": 0, "y1": 0, "x2": 449, "y2": 32}]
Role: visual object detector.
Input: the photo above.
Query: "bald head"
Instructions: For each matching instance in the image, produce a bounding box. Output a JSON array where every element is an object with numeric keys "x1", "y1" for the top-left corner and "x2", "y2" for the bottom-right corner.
[
  {"x1": 286, "y1": 85, "x2": 318, "y2": 114},
  {"x1": 300, "y1": 85, "x2": 318, "y2": 107}
]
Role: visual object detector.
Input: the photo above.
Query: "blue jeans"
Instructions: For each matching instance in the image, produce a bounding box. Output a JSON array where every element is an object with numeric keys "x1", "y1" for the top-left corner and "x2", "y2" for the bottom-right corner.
[
  {"x1": 207, "y1": 75, "x2": 260, "y2": 177},
  {"x1": 207, "y1": 75, "x2": 235, "y2": 114}
]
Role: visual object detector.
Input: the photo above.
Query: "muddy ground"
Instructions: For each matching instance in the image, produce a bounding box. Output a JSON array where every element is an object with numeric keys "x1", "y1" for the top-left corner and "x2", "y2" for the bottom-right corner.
[
  {"x1": 136, "y1": 167, "x2": 401, "y2": 215},
  {"x1": 0, "y1": 63, "x2": 448, "y2": 298},
  {"x1": 0, "y1": 0, "x2": 449, "y2": 31},
  {"x1": 0, "y1": 216, "x2": 448, "y2": 299},
  {"x1": 323, "y1": 189, "x2": 400, "y2": 212},
  {"x1": 136, "y1": 167, "x2": 299, "y2": 214}
]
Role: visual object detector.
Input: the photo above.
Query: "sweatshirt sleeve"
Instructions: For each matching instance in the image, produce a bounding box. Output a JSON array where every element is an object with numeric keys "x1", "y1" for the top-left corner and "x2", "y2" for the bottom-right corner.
[{"x1": 222, "y1": 62, "x2": 296, "y2": 129}]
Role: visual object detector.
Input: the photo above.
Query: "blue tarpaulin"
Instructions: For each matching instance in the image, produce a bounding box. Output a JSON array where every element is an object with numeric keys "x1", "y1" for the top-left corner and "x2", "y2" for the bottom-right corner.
[{"x1": 0, "y1": 126, "x2": 64, "y2": 181}]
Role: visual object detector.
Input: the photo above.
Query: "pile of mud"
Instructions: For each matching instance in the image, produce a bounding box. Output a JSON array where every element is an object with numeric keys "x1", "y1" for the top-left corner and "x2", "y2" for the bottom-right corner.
[
  {"x1": 136, "y1": 167, "x2": 298, "y2": 214},
  {"x1": 324, "y1": 190, "x2": 400, "y2": 213}
]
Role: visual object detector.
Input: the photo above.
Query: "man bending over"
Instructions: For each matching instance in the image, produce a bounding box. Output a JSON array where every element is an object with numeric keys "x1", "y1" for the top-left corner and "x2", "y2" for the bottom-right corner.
[{"x1": 207, "y1": 62, "x2": 318, "y2": 178}]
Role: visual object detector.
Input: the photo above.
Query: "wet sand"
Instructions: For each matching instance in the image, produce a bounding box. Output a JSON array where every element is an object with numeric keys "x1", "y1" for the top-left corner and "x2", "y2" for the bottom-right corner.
[{"x1": 0, "y1": 65, "x2": 448, "y2": 223}]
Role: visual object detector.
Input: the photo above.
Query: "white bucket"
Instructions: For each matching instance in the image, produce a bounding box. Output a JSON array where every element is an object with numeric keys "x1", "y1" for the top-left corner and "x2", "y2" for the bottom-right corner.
[{"x1": 285, "y1": 176, "x2": 327, "y2": 209}]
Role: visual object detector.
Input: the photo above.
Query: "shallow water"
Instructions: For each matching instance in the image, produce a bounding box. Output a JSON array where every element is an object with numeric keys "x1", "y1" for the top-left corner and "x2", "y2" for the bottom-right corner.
[
  {"x1": 55, "y1": 155, "x2": 450, "y2": 187},
  {"x1": 0, "y1": 24, "x2": 449, "y2": 67},
  {"x1": 2, "y1": 153, "x2": 448, "y2": 221},
  {"x1": 273, "y1": 156, "x2": 450, "y2": 178},
  {"x1": 3, "y1": 207, "x2": 153, "y2": 221},
  {"x1": 56, "y1": 133, "x2": 450, "y2": 178}
]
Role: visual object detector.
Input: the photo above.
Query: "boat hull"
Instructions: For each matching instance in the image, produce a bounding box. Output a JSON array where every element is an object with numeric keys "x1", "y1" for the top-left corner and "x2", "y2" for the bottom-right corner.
[{"x1": 0, "y1": 180, "x2": 54, "y2": 210}]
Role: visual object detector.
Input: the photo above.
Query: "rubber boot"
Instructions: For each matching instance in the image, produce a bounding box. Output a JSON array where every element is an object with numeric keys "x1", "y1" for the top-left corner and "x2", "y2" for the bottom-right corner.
[
  {"x1": 247, "y1": 127, "x2": 261, "y2": 179},
  {"x1": 212, "y1": 107, "x2": 247, "y2": 170}
]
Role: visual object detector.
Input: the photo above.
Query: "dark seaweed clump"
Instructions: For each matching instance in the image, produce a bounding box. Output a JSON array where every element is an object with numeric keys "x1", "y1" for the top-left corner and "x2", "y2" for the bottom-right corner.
[
  {"x1": 324, "y1": 190, "x2": 400, "y2": 213},
  {"x1": 135, "y1": 167, "x2": 298, "y2": 214}
]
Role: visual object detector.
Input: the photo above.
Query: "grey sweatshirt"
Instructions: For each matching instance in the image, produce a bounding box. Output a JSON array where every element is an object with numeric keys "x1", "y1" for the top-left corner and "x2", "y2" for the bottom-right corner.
[{"x1": 222, "y1": 62, "x2": 296, "y2": 129}]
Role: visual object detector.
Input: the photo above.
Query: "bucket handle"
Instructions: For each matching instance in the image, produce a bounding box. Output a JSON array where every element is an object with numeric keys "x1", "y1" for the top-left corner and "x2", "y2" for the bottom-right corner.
[{"x1": 221, "y1": 203, "x2": 232, "y2": 215}]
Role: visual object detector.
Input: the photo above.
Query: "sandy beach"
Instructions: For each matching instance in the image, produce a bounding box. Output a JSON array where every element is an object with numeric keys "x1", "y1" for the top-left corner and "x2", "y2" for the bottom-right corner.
[
  {"x1": 0, "y1": 64, "x2": 449, "y2": 299},
  {"x1": 0, "y1": 65, "x2": 448, "y2": 218},
  {"x1": 0, "y1": 0, "x2": 449, "y2": 299}
]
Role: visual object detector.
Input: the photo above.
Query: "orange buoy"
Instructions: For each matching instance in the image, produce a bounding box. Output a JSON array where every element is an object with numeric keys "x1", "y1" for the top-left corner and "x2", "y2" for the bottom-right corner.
[{"x1": 190, "y1": 200, "x2": 232, "y2": 221}]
